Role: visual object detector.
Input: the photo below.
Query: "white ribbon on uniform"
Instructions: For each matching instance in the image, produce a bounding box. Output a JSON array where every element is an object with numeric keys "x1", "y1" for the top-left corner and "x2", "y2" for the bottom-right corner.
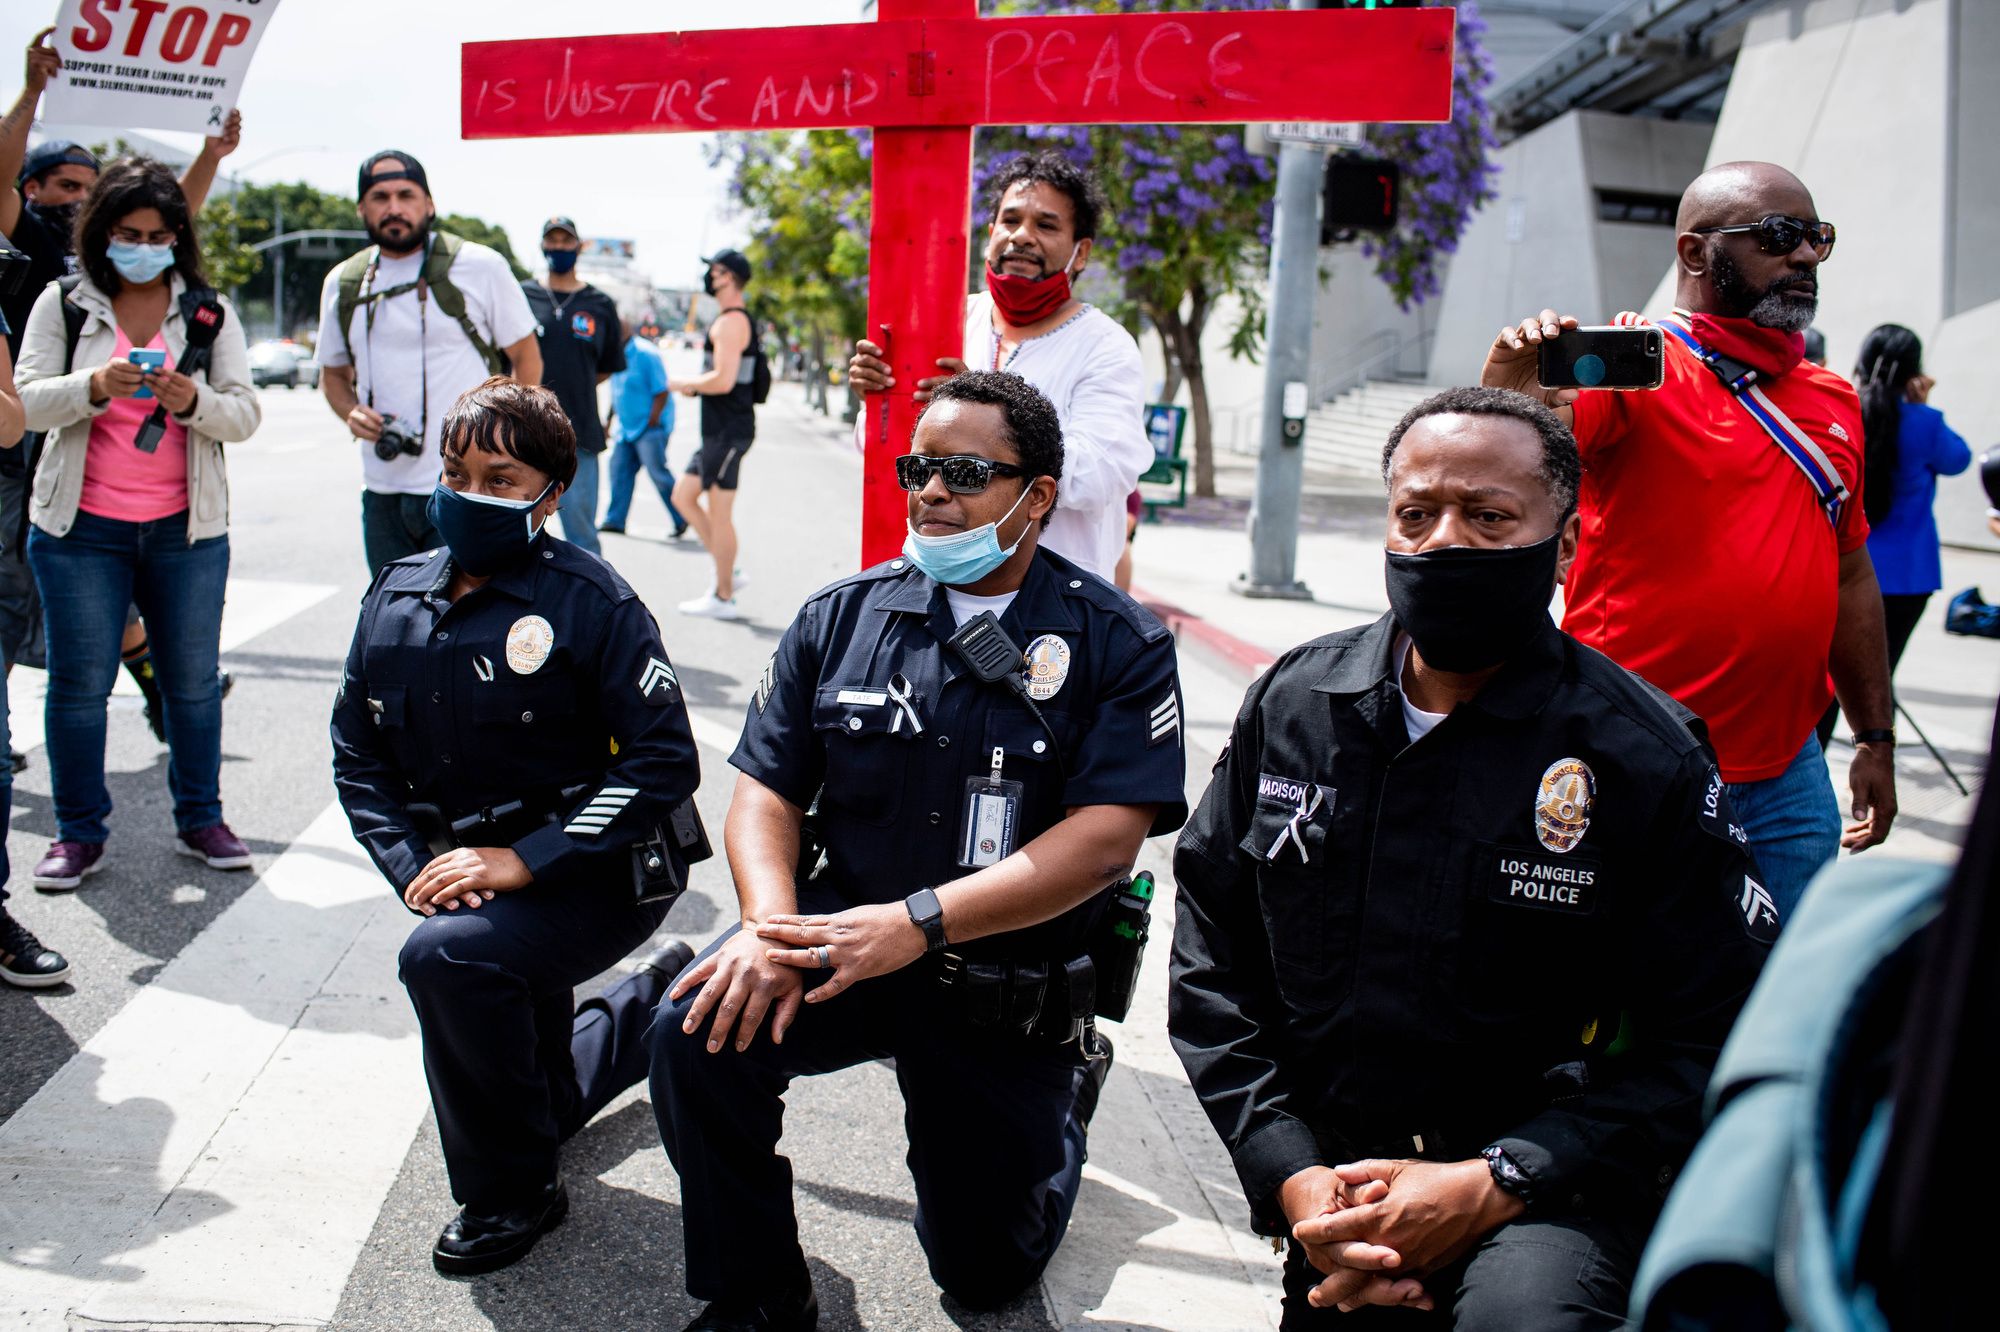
[{"x1": 1266, "y1": 786, "x2": 1324, "y2": 864}]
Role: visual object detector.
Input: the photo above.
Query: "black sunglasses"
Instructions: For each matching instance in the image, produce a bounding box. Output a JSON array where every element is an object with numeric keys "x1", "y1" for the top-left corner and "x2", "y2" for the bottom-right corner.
[
  {"x1": 1693, "y1": 214, "x2": 1836, "y2": 259},
  {"x1": 895, "y1": 453, "x2": 1031, "y2": 494}
]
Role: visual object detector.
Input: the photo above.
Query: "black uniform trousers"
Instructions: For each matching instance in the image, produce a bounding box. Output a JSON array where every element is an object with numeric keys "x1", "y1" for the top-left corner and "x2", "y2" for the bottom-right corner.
[
  {"x1": 397, "y1": 875, "x2": 668, "y2": 1213},
  {"x1": 1279, "y1": 1209, "x2": 1649, "y2": 1332},
  {"x1": 648, "y1": 909, "x2": 1090, "y2": 1311}
]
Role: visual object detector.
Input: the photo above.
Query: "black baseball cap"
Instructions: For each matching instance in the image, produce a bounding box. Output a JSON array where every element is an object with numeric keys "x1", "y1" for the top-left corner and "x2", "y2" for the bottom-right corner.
[
  {"x1": 19, "y1": 140, "x2": 98, "y2": 187},
  {"x1": 703, "y1": 248, "x2": 751, "y2": 285},
  {"x1": 542, "y1": 215, "x2": 579, "y2": 240},
  {"x1": 357, "y1": 150, "x2": 429, "y2": 199}
]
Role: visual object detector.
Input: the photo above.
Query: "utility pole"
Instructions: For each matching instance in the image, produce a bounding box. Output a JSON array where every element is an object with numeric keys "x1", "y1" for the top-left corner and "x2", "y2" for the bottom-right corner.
[
  {"x1": 1236, "y1": 0, "x2": 1322, "y2": 601},
  {"x1": 271, "y1": 191, "x2": 285, "y2": 340}
]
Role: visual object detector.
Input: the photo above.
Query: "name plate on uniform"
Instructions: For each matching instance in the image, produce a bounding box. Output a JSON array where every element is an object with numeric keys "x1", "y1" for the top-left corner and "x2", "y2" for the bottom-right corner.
[{"x1": 1485, "y1": 844, "x2": 1601, "y2": 915}]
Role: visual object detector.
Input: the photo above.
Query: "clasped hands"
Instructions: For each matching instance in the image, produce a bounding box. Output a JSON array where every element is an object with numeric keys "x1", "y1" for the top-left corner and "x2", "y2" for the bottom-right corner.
[
  {"x1": 403, "y1": 846, "x2": 532, "y2": 915},
  {"x1": 670, "y1": 902, "x2": 926, "y2": 1054},
  {"x1": 1280, "y1": 1158, "x2": 1526, "y2": 1314}
]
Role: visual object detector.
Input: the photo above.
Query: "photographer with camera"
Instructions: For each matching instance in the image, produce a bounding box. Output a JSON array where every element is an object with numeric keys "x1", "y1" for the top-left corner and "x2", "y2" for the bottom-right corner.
[
  {"x1": 316, "y1": 151, "x2": 540, "y2": 574},
  {"x1": 13, "y1": 158, "x2": 259, "y2": 890}
]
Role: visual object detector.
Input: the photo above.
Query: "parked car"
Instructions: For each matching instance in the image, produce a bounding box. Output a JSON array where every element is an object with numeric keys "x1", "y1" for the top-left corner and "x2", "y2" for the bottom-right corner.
[{"x1": 247, "y1": 340, "x2": 318, "y2": 390}]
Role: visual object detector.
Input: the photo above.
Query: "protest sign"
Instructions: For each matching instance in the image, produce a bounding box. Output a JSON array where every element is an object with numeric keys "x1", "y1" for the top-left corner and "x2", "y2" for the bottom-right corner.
[{"x1": 40, "y1": 0, "x2": 281, "y2": 136}]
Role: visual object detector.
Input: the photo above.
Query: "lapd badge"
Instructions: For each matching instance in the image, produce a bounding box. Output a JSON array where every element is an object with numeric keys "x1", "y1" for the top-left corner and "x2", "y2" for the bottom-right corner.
[
  {"x1": 506, "y1": 615, "x2": 555, "y2": 675},
  {"x1": 1022, "y1": 634, "x2": 1072, "y2": 701},
  {"x1": 1535, "y1": 757, "x2": 1596, "y2": 853}
]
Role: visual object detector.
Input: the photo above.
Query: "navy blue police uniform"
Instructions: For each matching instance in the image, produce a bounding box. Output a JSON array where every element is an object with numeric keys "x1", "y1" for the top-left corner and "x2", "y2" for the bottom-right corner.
[
  {"x1": 332, "y1": 531, "x2": 698, "y2": 1213},
  {"x1": 1169, "y1": 614, "x2": 1774, "y2": 1330},
  {"x1": 649, "y1": 545, "x2": 1188, "y2": 1311}
]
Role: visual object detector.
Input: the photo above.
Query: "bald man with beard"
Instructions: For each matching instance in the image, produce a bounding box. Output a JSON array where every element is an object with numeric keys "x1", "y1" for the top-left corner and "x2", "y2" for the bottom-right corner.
[{"x1": 1480, "y1": 161, "x2": 1896, "y2": 923}]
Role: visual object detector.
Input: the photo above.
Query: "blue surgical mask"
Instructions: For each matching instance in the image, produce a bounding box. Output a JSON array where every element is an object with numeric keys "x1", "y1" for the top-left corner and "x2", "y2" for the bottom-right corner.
[
  {"x1": 427, "y1": 480, "x2": 555, "y2": 577},
  {"x1": 902, "y1": 484, "x2": 1034, "y2": 586},
  {"x1": 543, "y1": 248, "x2": 578, "y2": 275},
  {"x1": 106, "y1": 240, "x2": 176, "y2": 284}
]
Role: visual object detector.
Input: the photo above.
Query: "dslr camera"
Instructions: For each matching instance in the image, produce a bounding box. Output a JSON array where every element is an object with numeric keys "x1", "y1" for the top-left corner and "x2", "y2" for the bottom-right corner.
[{"x1": 373, "y1": 414, "x2": 422, "y2": 463}]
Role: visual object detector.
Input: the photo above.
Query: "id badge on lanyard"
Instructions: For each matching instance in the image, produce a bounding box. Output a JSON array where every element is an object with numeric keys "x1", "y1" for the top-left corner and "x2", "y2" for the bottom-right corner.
[{"x1": 959, "y1": 745, "x2": 1024, "y2": 868}]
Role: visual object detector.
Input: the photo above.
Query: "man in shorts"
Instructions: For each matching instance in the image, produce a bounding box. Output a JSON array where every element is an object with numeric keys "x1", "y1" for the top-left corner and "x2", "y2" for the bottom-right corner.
[{"x1": 670, "y1": 249, "x2": 757, "y2": 620}]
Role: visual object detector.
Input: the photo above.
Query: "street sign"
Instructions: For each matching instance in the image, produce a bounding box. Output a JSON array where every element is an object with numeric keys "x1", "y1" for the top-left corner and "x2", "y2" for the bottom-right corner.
[{"x1": 1267, "y1": 121, "x2": 1367, "y2": 148}]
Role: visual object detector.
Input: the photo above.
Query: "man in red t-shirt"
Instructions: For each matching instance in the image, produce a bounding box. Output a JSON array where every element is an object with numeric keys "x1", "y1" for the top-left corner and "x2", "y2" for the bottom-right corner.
[{"x1": 1480, "y1": 161, "x2": 1896, "y2": 921}]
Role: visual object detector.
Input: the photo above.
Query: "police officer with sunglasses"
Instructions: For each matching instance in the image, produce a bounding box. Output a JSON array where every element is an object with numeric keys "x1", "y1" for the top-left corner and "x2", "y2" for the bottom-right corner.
[{"x1": 647, "y1": 371, "x2": 1188, "y2": 1331}]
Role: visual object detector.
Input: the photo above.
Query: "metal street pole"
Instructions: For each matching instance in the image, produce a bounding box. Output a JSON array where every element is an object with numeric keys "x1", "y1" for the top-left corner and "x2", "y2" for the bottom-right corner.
[
  {"x1": 272, "y1": 191, "x2": 285, "y2": 339},
  {"x1": 1237, "y1": 9, "x2": 1322, "y2": 601}
]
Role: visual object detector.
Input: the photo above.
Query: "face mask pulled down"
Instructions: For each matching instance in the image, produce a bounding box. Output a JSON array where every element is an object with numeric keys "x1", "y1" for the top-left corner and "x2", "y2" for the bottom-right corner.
[
  {"x1": 428, "y1": 481, "x2": 555, "y2": 577},
  {"x1": 903, "y1": 484, "x2": 1034, "y2": 586},
  {"x1": 985, "y1": 244, "x2": 1079, "y2": 326},
  {"x1": 1384, "y1": 535, "x2": 1561, "y2": 674}
]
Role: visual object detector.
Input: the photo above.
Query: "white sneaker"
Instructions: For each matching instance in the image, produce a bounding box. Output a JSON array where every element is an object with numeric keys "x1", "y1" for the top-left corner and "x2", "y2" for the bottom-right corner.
[{"x1": 678, "y1": 591, "x2": 743, "y2": 621}]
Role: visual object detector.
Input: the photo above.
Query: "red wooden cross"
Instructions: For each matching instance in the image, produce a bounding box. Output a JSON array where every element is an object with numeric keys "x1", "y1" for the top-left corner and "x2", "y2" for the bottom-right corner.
[{"x1": 463, "y1": 1, "x2": 1454, "y2": 567}]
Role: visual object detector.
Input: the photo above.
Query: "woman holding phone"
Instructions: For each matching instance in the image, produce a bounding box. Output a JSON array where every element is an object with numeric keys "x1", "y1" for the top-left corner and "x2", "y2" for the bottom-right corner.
[{"x1": 14, "y1": 156, "x2": 259, "y2": 889}]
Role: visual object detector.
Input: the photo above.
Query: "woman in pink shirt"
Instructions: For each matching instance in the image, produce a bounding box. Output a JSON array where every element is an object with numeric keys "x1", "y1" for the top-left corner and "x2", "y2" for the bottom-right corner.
[{"x1": 15, "y1": 158, "x2": 259, "y2": 889}]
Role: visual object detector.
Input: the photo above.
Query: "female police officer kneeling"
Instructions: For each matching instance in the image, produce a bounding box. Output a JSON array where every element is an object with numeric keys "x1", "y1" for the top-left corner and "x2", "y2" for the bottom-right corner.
[{"x1": 332, "y1": 377, "x2": 699, "y2": 1275}]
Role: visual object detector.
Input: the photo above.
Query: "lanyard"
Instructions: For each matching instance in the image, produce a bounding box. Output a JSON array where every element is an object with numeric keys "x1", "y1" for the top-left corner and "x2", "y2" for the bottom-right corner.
[{"x1": 1659, "y1": 317, "x2": 1847, "y2": 528}]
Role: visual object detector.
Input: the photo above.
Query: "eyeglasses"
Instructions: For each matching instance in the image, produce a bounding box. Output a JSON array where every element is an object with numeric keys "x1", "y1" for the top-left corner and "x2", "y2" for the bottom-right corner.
[
  {"x1": 895, "y1": 453, "x2": 1030, "y2": 494},
  {"x1": 1693, "y1": 214, "x2": 1836, "y2": 259}
]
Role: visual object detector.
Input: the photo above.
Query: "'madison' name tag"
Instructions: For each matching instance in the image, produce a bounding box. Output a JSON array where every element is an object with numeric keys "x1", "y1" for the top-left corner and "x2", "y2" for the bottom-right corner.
[
  {"x1": 1257, "y1": 774, "x2": 1315, "y2": 806},
  {"x1": 1487, "y1": 846, "x2": 1601, "y2": 914}
]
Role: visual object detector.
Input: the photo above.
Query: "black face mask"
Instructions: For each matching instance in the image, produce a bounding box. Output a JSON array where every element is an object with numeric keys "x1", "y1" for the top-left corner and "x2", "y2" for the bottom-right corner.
[
  {"x1": 27, "y1": 200, "x2": 80, "y2": 247},
  {"x1": 702, "y1": 269, "x2": 717, "y2": 296},
  {"x1": 1384, "y1": 535, "x2": 1561, "y2": 674}
]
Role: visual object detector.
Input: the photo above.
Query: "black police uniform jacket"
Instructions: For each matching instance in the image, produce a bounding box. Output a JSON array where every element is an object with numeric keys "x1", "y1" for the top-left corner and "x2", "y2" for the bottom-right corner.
[
  {"x1": 735, "y1": 546, "x2": 1189, "y2": 963},
  {"x1": 1168, "y1": 613, "x2": 1773, "y2": 1234},
  {"x1": 331, "y1": 534, "x2": 699, "y2": 894}
]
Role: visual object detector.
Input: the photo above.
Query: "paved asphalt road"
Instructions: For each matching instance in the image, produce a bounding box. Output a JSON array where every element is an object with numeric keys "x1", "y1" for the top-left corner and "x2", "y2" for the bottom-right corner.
[{"x1": 3, "y1": 382, "x2": 1275, "y2": 1331}]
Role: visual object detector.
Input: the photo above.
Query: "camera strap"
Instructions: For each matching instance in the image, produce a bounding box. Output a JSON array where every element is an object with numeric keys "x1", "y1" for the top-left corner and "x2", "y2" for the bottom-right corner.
[
  {"x1": 359, "y1": 247, "x2": 428, "y2": 447},
  {"x1": 1659, "y1": 315, "x2": 1847, "y2": 529}
]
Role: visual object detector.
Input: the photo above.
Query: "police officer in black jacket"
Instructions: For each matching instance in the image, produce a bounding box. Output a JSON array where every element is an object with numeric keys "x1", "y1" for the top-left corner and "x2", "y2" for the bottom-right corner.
[
  {"x1": 1170, "y1": 387, "x2": 1774, "y2": 1330},
  {"x1": 648, "y1": 372, "x2": 1188, "y2": 1332},
  {"x1": 332, "y1": 377, "x2": 698, "y2": 1276}
]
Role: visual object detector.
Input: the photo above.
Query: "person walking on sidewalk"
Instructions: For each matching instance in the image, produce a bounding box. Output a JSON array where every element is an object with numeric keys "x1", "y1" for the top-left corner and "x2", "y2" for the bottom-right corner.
[
  {"x1": 669, "y1": 249, "x2": 758, "y2": 620},
  {"x1": 332, "y1": 379, "x2": 701, "y2": 1276},
  {"x1": 316, "y1": 150, "x2": 541, "y2": 574},
  {"x1": 1170, "y1": 387, "x2": 1770, "y2": 1330},
  {"x1": 522, "y1": 216, "x2": 622, "y2": 558},
  {"x1": 15, "y1": 158, "x2": 261, "y2": 890},
  {"x1": 846, "y1": 150, "x2": 1153, "y2": 582},
  {"x1": 0, "y1": 310, "x2": 68, "y2": 987},
  {"x1": 600, "y1": 307, "x2": 685, "y2": 539},
  {"x1": 1480, "y1": 161, "x2": 1896, "y2": 919}
]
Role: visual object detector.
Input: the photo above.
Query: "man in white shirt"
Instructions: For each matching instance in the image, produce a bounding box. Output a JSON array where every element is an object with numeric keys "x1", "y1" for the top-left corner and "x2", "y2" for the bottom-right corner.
[
  {"x1": 316, "y1": 151, "x2": 542, "y2": 573},
  {"x1": 849, "y1": 151, "x2": 1152, "y2": 581}
]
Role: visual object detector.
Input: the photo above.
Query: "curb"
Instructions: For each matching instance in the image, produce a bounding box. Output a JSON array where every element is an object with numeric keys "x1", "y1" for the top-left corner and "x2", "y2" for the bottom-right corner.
[{"x1": 1134, "y1": 585, "x2": 1277, "y2": 683}]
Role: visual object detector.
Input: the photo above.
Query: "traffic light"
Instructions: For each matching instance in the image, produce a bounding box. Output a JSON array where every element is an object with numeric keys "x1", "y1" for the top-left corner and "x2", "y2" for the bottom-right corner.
[{"x1": 1321, "y1": 158, "x2": 1399, "y2": 242}]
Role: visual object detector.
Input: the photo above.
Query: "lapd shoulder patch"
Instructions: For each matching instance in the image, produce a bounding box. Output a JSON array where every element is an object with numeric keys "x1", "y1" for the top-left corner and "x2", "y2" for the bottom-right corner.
[
  {"x1": 1697, "y1": 765, "x2": 1751, "y2": 850},
  {"x1": 1737, "y1": 873, "x2": 1781, "y2": 943},
  {"x1": 1487, "y1": 843, "x2": 1602, "y2": 915}
]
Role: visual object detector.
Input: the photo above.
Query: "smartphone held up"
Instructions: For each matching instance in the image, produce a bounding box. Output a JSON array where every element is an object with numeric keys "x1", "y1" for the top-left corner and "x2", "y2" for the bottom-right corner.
[{"x1": 1538, "y1": 326, "x2": 1664, "y2": 392}]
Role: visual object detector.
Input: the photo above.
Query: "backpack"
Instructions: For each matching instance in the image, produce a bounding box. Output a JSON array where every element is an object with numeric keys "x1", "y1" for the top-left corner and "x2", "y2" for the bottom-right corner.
[
  {"x1": 333, "y1": 231, "x2": 504, "y2": 376},
  {"x1": 719, "y1": 307, "x2": 771, "y2": 404}
]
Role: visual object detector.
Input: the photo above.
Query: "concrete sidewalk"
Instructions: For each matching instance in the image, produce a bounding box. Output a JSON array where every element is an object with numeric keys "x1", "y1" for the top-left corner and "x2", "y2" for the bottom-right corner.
[{"x1": 1131, "y1": 446, "x2": 1996, "y2": 865}]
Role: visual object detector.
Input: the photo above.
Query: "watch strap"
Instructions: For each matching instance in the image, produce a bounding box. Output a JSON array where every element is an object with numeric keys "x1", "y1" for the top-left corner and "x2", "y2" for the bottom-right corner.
[
  {"x1": 905, "y1": 887, "x2": 948, "y2": 952},
  {"x1": 1852, "y1": 728, "x2": 1896, "y2": 746}
]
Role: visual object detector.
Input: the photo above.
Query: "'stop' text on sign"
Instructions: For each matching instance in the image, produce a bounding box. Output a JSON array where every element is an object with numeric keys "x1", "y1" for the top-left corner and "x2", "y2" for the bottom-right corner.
[{"x1": 44, "y1": 0, "x2": 283, "y2": 136}]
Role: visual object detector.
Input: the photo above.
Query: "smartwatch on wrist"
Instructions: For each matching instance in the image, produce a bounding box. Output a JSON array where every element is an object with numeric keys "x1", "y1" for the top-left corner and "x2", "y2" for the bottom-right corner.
[{"x1": 904, "y1": 887, "x2": 948, "y2": 952}]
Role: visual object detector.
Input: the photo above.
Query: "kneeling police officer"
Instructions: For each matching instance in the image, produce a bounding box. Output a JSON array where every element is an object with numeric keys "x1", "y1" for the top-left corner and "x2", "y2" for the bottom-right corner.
[
  {"x1": 649, "y1": 371, "x2": 1188, "y2": 1331},
  {"x1": 1170, "y1": 388, "x2": 1774, "y2": 1330},
  {"x1": 332, "y1": 378, "x2": 700, "y2": 1275}
]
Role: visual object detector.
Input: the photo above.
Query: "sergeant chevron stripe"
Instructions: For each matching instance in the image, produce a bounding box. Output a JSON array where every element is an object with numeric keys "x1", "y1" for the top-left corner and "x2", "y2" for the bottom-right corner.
[
  {"x1": 565, "y1": 786, "x2": 640, "y2": 835},
  {"x1": 639, "y1": 656, "x2": 678, "y2": 698},
  {"x1": 1148, "y1": 692, "x2": 1181, "y2": 747}
]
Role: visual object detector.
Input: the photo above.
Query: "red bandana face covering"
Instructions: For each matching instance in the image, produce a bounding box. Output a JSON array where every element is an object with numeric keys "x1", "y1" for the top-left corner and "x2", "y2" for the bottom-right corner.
[
  {"x1": 1680, "y1": 309, "x2": 1806, "y2": 379},
  {"x1": 986, "y1": 249, "x2": 1077, "y2": 326}
]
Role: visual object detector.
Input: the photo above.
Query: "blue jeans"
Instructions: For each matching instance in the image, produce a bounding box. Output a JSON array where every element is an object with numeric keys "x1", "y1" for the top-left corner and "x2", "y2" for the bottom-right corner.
[
  {"x1": 557, "y1": 450, "x2": 603, "y2": 556},
  {"x1": 1726, "y1": 735, "x2": 1841, "y2": 923},
  {"x1": 603, "y1": 428, "x2": 685, "y2": 531},
  {"x1": 27, "y1": 510, "x2": 229, "y2": 843}
]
